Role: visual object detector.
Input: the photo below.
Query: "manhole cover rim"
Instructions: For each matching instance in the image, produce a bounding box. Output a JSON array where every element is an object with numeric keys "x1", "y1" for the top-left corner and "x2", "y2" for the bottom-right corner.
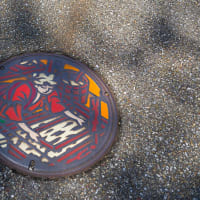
[{"x1": 0, "y1": 52, "x2": 118, "y2": 178}]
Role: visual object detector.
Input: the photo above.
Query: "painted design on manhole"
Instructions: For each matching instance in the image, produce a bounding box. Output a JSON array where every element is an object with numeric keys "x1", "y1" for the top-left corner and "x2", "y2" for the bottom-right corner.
[{"x1": 0, "y1": 54, "x2": 117, "y2": 177}]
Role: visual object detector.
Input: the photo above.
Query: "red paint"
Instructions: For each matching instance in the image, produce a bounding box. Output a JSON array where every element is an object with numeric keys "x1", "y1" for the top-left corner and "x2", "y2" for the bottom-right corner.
[
  {"x1": 25, "y1": 112, "x2": 46, "y2": 121},
  {"x1": 50, "y1": 101, "x2": 65, "y2": 113},
  {"x1": 75, "y1": 108, "x2": 89, "y2": 119},
  {"x1": 10, "y1": 126, "x2": 17, "y2": 130},
  {"x1": 64, "y1": 95, "x2": 71, "y2": 100},
  {"x1": 66, "y1": 85, "x2": 72, "y2": 88},
  {"x1": 0, "y1": 89, "x2": 7, "y2": 96},
  {"x1": 17, "y1": 104, "x2": 22, "y2": 118},
  {"x1": 0, "y1": 104, "x2": 7, "y2": 118},
  {"x1": 6, "y1": 122, "x2": 15, "y2": 127},
  {"x1": 5, "y1": 104, "x2": 22, "y2": 121},
  {"x1": 91, "y1": 99, "x2": 99, "y2": 132},
  {"x1": 22, "y1": 68, "x2": 44, "y2": 74},
  {"x1": 49, "y1": 163, "x2": 55, "y2": 166},
  {"x1": 28, "y1": 96, "x2": 45, "y2": 111},
  {"x1": 9, "y1": 66, "x2": 19, "y2": 72},
  {"x1": 8, "y1": 150, "x2": 21, "y2": 159},
  {"x1": 13, "y1": 84, "x2": 31, "y2": 101},
  {"x1": 81, "y1": 96, "x2": 86, "y2": 104},
  {"x1": 101, "y1": 118, "x2": 108, "y2": 124},
  {"x1": 40, "y1": 140, "x2": 54, "y2": 149},
  {"x1": 0, "y1": 85, "x2": 9, "y2": 89},
  {"x1": 66, "y1": 148, "x2": 91, "y2": 164},
  {"x1": 65, "y1": 88, "x2": 71, "y2": 93},
  {"x1": 35, "y1": 117, "x2": 66, "y2": 132},
  {"x1": 74, "y1": 101, "x2": 90, "y2": 112},
  {"x1": 6, "y1": 83, "x2": 65, "y2": 120},
  {"x1": 100, "y1": 132, "x2": 105, "y2": 137},
  {"x1": 81, "y1": 88, "x2": 87, "y2": 94},
  {"x1": 45, "y1": 104, "x2": 49, "y2": 111},
  {"x1": 101, "y1": 124, "x2": 105, "y2": 129},
  {"x1": 27, "y1": 115, "x2": 50, "y2": 125},
  {"x1": 15, "y1": 64, "x2": 35, "y2": 70},
  {"x1": 66, "y1": 156, "x2": 76, "y2": 164},
  {"x1": 90, "y1": 145, "x2": 96, "y2": 149},
  {"x1": 55, "y1": 131, "x2": 89, "y2": 150},
  {"x1": 10, "y1": 144, "x2": 26, "y2": 158},
  {"x1": 79, "y1": 150, "x2": 91, "y2": 159},
  {"x1": 73, "y1": 90, "x2": 79, "y2": 95},
  {"x1": 81, "y1": 83, "x2": 88, "y2": 89},
  {"x1": 0, "y1": 74, "x2": 19, "y2": 80},
  {"x1": 48, "y1": 60, "x2": 53, "y2": 73},
  {"x1": 95, "y1": 133, "x2": 98, "y2": 144},
  {"x1": 57, "y1": 141, "x2": 90, "y2": 162},
  {"x1": 8, "y1": 82, "x2": 21, "y2": 100},
  {"x1": 75, "y1": 72, "x2": 83, "y2": 82},
  {"x1": 83, "y1": 76, "x2": 88, "y2": 83},
  {"x1": 73, "y1": 96, "x2": 79, "y2": 101}
]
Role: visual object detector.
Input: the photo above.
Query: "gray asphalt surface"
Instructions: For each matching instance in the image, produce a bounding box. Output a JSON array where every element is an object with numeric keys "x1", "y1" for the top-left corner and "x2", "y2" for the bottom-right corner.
[{"x1": 0, "y1": 0, "x2": 200, "y2": 199}]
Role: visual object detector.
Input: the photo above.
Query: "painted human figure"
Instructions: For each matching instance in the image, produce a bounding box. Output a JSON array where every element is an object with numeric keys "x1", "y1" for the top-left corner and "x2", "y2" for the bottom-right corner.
[{"x1": 1, "y1": 73, "x2": 85, "y2": 142}]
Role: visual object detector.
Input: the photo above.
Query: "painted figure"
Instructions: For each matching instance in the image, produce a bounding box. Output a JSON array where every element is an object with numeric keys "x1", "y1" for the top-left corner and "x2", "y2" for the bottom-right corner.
[{"x1": 0, "y1": 73, "x2": 85, "y2": 142}]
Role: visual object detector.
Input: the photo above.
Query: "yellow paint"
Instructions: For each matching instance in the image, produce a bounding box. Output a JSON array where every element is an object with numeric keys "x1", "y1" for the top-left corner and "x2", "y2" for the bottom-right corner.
[
  {"x1": 85, "y1": 93, "x2": 93, "y2": 108},
  {"x1": 0, "y1": 133, "x2": 8, "y2": 147},
  {"x1": 64, "y1": 64, "x2": 80, "y2": 72},
  {"x1": 0, "y1": 140, "x2": 7, "y2": 144},
  {"x1": 33, "y1": 109, "x2": 43, "y2": 113},
  {"x1": 19, "y1": 142, "x2": 41, "y2": 157},
  {"x1": 0, "y1": 77, "x2": 27, "y2": 83},
  {"x1": 39, "y1": 120, "x2": 85, "y2": 145},
  {"x1": 85, "y1": 74, "x2": 100, "y2": 97},
  {"x1": 20, "y1": 61, "x2": 28, "y2": 65},
  {"x1": 11, "y1": 137, "x2": 19, "y2": 144},
  {"x1": 70, "y1": 80, "x2": 79, "y2": 86},
  {"x1": 28, "y1": 139, "x2": 46, "y2": 153},
  {"x1": 41, "y1": 157, "x2": 49, "y2": 163},
  {"x1": 40, "y1": 59, "x2": 48, "y2": 65},
  {"x1": 16, "y1": 130, "x2": 27, "y2": 139},
  {"x1": 33, "y1": 60, "x2": 38, "y2": 64},
  {"x1": 48, "y1": 135, "x2": 90, "y2": 158},
  {"x1": 31, "y1": 116, "x2": 60, "y2": 129},
  {"x1": 0, "y1": 133, "x2": 6, "y2": 140},
  {"x1": 101, "y1": 101, "x2": 109, "y2": 119}
]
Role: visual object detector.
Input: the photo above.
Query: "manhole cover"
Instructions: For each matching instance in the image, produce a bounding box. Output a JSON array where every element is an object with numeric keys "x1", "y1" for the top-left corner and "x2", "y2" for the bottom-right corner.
[{"x1": 0, "y1": 53, "x2": 118, "y2": 178}]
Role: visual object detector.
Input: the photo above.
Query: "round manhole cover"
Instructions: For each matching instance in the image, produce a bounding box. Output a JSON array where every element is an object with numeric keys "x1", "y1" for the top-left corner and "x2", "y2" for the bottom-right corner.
[{"x1": 0, "y1": 53, "x2": 118, "y2": 178}]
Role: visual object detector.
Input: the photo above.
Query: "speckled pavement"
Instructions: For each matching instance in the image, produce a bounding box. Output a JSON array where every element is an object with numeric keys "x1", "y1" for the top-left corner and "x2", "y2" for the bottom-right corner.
[{"x1": 0, "y1": 0, "x2": 200, "y2": 199}]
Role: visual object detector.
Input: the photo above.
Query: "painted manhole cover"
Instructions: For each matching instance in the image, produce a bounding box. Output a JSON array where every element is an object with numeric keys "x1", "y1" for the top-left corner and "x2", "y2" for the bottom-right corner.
[{"x1": 0, "y1": 53, "x2": 118, "y2": 178}]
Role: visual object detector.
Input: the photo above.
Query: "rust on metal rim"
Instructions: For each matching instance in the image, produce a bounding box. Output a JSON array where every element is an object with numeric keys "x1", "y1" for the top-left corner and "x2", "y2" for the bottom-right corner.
[{"x1": 0, "y1": 53, "x2": 118, "y2": 178}]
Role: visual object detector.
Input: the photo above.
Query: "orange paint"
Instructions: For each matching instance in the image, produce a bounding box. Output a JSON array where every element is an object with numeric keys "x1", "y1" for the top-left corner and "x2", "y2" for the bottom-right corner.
[
  {"x1": 101, "y1": 101, "x2": 109, "y2": 119},
  {"x1": 0, "y1": 77, "x2": 27, "y2": 83},
  {"x1": 33, "y1": 109, "x2": 43, "y2": 113},
  {"x1": 85, "y1": 94, "x2": 93, "y2": 108},
  {"x1": 64, "y1": 64, "x2": 80, "y2": 72},
  {"x1": 85, "y1": 75, "x2": 100, "y2": 97},
  {"x1": 40, "y1": 59, "x2": 48, "y2": 65}
]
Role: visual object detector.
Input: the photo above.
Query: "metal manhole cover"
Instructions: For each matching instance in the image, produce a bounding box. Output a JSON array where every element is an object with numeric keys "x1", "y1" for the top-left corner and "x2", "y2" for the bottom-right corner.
[{"x1": 0, "y1": 53, "x2": 118, "y2": 178}]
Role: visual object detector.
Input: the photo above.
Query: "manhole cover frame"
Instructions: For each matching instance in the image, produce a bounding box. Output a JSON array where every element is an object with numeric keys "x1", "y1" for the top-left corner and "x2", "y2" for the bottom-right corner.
[{"x1": 0, "y1": 53, "x2": 118, "y2": 178}]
